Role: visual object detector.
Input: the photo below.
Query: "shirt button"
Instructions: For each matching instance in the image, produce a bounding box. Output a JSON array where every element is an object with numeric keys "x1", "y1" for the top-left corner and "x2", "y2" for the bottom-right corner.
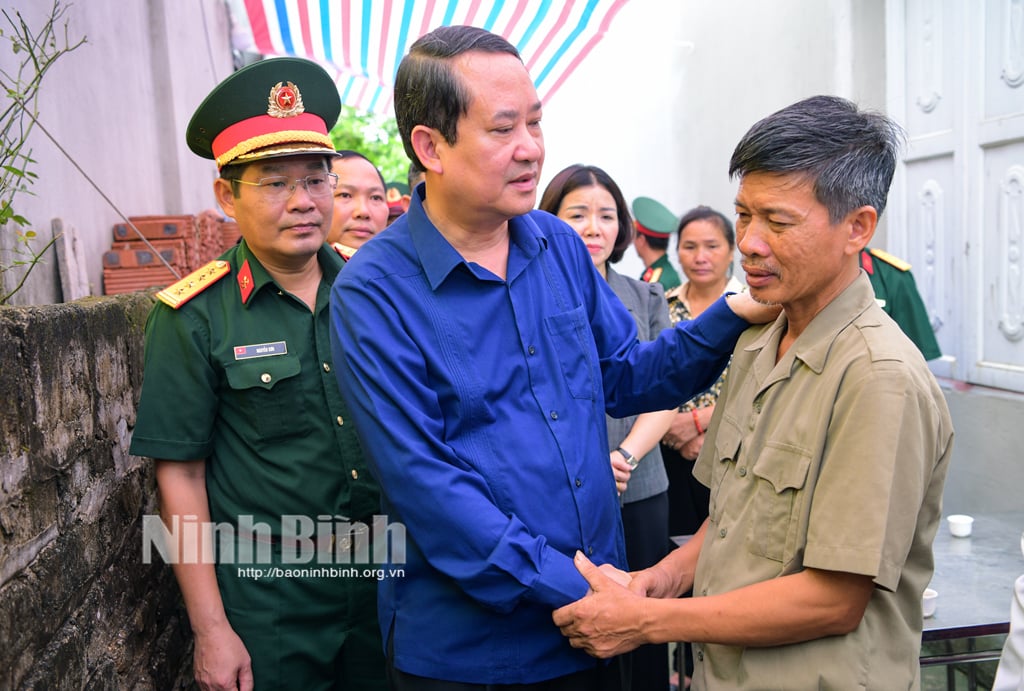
[
  {"x1": 738, "y1": 467, "x2": 747, "y2": 477},
  {"x1": 575, "y1": 478, "x2": 582, "y2": 488},
  {"x1": 260, "y1": 373, "x2": 271, "y2": 383},
  {"x1": 351, "y1": 469, "x2": 358, "y2": 480},
  {"x1": 528, "y1": 345, "x2": 536, "y2": 355},
  {"x1": 701, "y1": 588, "x2": 707, "y2": 596},
  {"x1": 550, "y1": 411, "x2": 558, "y2": 420},
  {"x1": 587, "y1": 546, "x2": 594, "y2": 556},
  {"x1": 323, "y1": 362, "x2": 331, "y2": 372},
  {"x1": 719, "y1": 528, "x2": 727, "y2": 538},
  {"x1": 336, "y1": 416, "x2": 344, "y2": 426},
  {"x1": 697, "y1": 651, "x2": 704, "y2": 661}
]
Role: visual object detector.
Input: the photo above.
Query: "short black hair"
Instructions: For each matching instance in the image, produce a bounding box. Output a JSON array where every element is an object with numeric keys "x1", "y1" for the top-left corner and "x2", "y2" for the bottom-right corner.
[
  {"x1": 407, "y1": 159, "x2": 425, "y2": 190},
  {"x1": 538, "y1": 164, "x2": 633, "y2": 264},
  {"x1": 394, "y1": 26, "x2": 521, "y2": 170},
  {"x1": 729, "y1": 95, "x2": 905, "y2": 223},
  {"x1": 676, "y1": 205, "x2": 735, "y2": 249},
  {"x1": 334, "y1": 150, "x2": 385, "y2": 188}
]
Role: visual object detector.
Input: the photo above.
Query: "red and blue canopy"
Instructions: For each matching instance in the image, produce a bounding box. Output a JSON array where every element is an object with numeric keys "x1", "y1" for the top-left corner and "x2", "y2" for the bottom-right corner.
[{"x1": 229, "y1": 0, "x2": 630, "y2": 116}]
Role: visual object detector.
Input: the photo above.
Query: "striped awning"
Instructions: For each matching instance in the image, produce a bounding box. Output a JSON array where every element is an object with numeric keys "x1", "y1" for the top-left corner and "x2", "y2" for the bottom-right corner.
[{"x1": 228, "y1": 0, "x2": 631, "y2": 116}]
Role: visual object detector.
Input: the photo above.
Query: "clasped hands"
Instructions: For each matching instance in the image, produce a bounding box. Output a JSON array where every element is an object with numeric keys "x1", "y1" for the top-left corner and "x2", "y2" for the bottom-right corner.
[
  {"x1": 662, "y1": 412, "x2": 703, "y2": 460},
  {"x1": 552, "y1": 551, "x2": 668, "y2": 658}
]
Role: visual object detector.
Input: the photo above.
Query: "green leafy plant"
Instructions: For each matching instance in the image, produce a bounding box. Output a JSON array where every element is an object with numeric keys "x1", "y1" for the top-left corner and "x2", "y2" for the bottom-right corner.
[
  {"x1": 0, "y1": 1, "x2": 85, "y2": 304},
  {"x1": 329, "y1": 105, "x2": 411, "y2": 185}
]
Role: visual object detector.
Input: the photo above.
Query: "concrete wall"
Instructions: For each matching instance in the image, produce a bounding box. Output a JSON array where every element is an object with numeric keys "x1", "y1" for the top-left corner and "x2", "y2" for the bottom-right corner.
[{"x1": 0, "y1": 295, "x2": 192, "y2": 689}]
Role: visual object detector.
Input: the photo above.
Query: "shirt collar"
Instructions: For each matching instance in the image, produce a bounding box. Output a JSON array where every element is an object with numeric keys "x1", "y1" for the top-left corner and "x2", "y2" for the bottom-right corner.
[
  {"x1": 745, "y1": 270, "x2": 879, "y2": 374},
  {"x1": 234, "y1": 239, "x2": 343, "y2": 308},
  {"x1": 234, "y1": 241, "x2": 274, "y2": 307},
  {"x1": 406, "y1": 184, "x2": 545, "y2": 290}
]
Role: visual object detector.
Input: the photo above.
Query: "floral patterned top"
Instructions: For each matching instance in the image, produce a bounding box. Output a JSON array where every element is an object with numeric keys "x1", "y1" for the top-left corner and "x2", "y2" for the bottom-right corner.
[{"x1": 665, "y1": 276, "x2": 747, "y2": 411}]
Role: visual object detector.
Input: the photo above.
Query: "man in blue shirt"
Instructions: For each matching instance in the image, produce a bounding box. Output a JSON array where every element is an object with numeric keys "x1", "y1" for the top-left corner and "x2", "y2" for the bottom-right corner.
[{"x1": 329, "y1": 25, "x2": 776, "y2": 690}]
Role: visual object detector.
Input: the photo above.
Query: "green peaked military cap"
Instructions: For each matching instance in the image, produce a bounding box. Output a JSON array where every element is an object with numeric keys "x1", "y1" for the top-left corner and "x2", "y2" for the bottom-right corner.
[
  {"x1": 632, "y1": 196, "x2": 678, "y2": 238},
  {"x1": 386, "y1": 180, "x2": 409, "y2": 216},
  {"x1": 186, "y1": 56, "x2": 341, "y2": 169},
  {"x1": 387, "y1": 181, "x2": 410, "y2": 197}
]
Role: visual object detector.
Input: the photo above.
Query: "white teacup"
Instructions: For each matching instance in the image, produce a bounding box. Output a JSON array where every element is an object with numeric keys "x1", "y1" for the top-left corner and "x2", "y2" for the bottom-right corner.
[
  {"x1": 922, "y1": 588, "x2": 938, "y2": 618},
  {"x1": 947, "y1": 514, "x2": 974, "y2": 538}
]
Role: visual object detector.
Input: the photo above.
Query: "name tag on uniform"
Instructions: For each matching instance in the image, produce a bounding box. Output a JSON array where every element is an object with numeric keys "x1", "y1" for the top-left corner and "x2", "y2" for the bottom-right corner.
[{"x1": 234, "y1": 341, "x2": 288, "y2": 360}]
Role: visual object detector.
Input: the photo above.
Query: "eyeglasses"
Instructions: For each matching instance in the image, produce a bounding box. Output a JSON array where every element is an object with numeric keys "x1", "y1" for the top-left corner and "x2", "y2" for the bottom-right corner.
[{"x1": 231, "y1": 173, "x2": 338, "y2": 202}]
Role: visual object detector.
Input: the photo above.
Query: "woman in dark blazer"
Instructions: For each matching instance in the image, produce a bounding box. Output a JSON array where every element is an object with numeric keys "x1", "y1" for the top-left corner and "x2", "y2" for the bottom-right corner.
[{"x1": 539, "y1": 164, "x2": 675, "y2": 691}]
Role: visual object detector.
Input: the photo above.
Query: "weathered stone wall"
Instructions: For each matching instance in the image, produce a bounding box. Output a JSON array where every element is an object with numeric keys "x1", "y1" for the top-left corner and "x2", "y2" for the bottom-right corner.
[{"x1": 0, "y1": 293, "x2": 192, "y2": 689}]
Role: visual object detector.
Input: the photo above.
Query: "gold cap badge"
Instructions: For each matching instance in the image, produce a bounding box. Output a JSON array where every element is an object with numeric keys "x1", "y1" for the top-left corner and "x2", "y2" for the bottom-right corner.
[{"x1": 267, "y1": 81, "x2": 304, "y2": 118}]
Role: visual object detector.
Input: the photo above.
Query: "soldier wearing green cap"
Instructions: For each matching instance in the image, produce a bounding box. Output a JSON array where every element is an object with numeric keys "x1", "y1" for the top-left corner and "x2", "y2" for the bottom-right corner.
[
  {"x1": 130, "y1": 57, "x2": 387, "y2": 690},
  {"x1": 632, "y1": 196, "x2": 682, "y2": 291}
]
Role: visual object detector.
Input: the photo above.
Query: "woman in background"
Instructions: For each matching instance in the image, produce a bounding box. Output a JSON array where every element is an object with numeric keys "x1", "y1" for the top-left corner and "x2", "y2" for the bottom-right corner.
[
  {"x1": 327, "y1": 150, "x2": 389, "y2": 256},
  {"x1": 539, "y1": 164, "x2": 676, "y2": 691},
  {"x1": 660, "y1": 205, "x2": 743, "y2": 690}
]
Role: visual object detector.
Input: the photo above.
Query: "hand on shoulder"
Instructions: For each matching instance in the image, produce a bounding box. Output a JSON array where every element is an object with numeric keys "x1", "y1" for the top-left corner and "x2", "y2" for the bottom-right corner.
[{"x1": 725, "y1": 291, "x2": 781, "y2": 324}]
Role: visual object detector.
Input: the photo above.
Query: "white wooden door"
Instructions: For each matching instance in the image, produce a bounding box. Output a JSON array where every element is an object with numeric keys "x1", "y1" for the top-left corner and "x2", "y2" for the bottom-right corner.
[{"x1": 888, "y1": 0, "x2": 1024, "y2": 390}]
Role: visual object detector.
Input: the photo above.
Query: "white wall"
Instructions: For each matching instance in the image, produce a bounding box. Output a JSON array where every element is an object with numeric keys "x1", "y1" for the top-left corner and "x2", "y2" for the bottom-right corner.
[
  {"x1": 1, "y1": 0, "x2": 233, "y2": 303},
  {"x1": 0, "y1": 0, "x2": 885, "y2": 300},
  {"x1": 542, "y1": 0, "x2": 887, "y2": 277},
  {"x1": 540, "y1": 0, "x2": 686, "y2": 278}
]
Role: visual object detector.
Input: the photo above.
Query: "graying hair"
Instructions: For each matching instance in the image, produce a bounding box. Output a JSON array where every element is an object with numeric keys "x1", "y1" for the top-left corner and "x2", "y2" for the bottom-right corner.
[{"x1": 728, "y1": 95, "x2": 905, "y2": 223}]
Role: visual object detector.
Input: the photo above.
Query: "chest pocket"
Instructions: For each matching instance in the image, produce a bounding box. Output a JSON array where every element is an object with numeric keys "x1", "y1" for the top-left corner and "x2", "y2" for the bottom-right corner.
[
  {"x1": 544, "y1": 305, "x2": 597, "y2": 401},
  {"x1": 747, "y1": 443, "x2": 812, "y2": 563},
  {"x1": 224, "y1": 355, "x2": 309, "y2": 443}
]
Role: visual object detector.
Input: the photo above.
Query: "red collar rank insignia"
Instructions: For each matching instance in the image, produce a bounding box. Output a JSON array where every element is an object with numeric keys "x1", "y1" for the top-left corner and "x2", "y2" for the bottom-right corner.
[
  {"x1": 332, "y1": 241, "x2": 359, "y2": 261},
  {"x1": 237, "y1": 259, "x2": 255, "y2": 304}
]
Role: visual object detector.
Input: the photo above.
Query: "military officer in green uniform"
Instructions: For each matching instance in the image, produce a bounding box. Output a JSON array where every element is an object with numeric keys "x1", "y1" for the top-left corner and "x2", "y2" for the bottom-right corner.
[
  {"x1": 129, "y1": 58, "x2": 387, "y2": 691},
  {"x1": 860, "y1": 247, "x2": 941, "y2": 360},
  {"x1": 632, "y1": 196, "x2": 682, "y2": 291}
]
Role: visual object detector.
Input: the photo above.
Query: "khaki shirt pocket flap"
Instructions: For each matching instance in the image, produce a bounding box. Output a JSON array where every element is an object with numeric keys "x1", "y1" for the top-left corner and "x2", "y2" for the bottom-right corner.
[
  {"x1": 751, "y1": 443, "x2": 812, "y2": 494},
  {"x1": 712, "y1": 420, "x2": 743, "y2": 463}
]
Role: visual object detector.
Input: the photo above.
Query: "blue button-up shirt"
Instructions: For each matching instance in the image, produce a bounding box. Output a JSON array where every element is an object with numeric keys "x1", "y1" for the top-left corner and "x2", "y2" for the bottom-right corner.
[{"x1": 330, "y1": 189, "x2": 747, "y2": 684}]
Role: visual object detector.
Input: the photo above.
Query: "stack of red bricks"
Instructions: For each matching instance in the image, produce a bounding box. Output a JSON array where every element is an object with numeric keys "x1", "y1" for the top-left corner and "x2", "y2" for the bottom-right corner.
[{"x1": 102, "y1": 211, "x2": 240, "y2": 295}]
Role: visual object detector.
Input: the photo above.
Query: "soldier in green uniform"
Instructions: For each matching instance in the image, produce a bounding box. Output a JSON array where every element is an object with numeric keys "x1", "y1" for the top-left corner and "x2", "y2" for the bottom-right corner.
[
  {"x1": 632, "y1": 196, "x2": 682, "y2": 291},
  {"x1": 860, "y1": 247, "x2": 941, "y2": 360},
  {"x1": 129, "y1": 58, "x2": 387, "y2": 691}
]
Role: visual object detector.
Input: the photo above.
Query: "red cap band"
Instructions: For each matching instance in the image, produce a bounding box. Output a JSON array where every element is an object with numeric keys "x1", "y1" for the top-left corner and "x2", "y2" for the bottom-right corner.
[
  {"x1": 212, "y1": 112, "x2": 331, "y2": 167},
  {"x1": 634, "y1": 220, "x2": 666, "y2": 238}
]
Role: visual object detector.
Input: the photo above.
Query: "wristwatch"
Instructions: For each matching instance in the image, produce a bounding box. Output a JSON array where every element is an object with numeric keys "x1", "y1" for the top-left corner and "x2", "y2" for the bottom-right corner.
[{"x1": 615, "y1": 446, "x2": 639, "y2": 468}]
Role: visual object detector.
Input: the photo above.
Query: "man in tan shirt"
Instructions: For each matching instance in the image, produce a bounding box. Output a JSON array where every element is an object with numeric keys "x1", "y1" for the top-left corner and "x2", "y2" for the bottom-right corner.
[{"x1": 554, "y1": 95, "x2": 954, "y2": 690}]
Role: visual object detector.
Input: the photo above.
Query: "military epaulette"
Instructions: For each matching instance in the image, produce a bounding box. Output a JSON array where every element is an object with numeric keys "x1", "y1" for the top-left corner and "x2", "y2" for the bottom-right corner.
[
  {"x1": 156, "y1": 260, "x2": 231, "y2": 309},
  {"x1": 869, "y1": 247, "x2": 912, "y2": 272},
  {"x1": 642, "y1": 266, "x2": 663, "y2": 284},
  {"x1": 332, "y1": 242, "x2": 359, "y2": 261}
]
